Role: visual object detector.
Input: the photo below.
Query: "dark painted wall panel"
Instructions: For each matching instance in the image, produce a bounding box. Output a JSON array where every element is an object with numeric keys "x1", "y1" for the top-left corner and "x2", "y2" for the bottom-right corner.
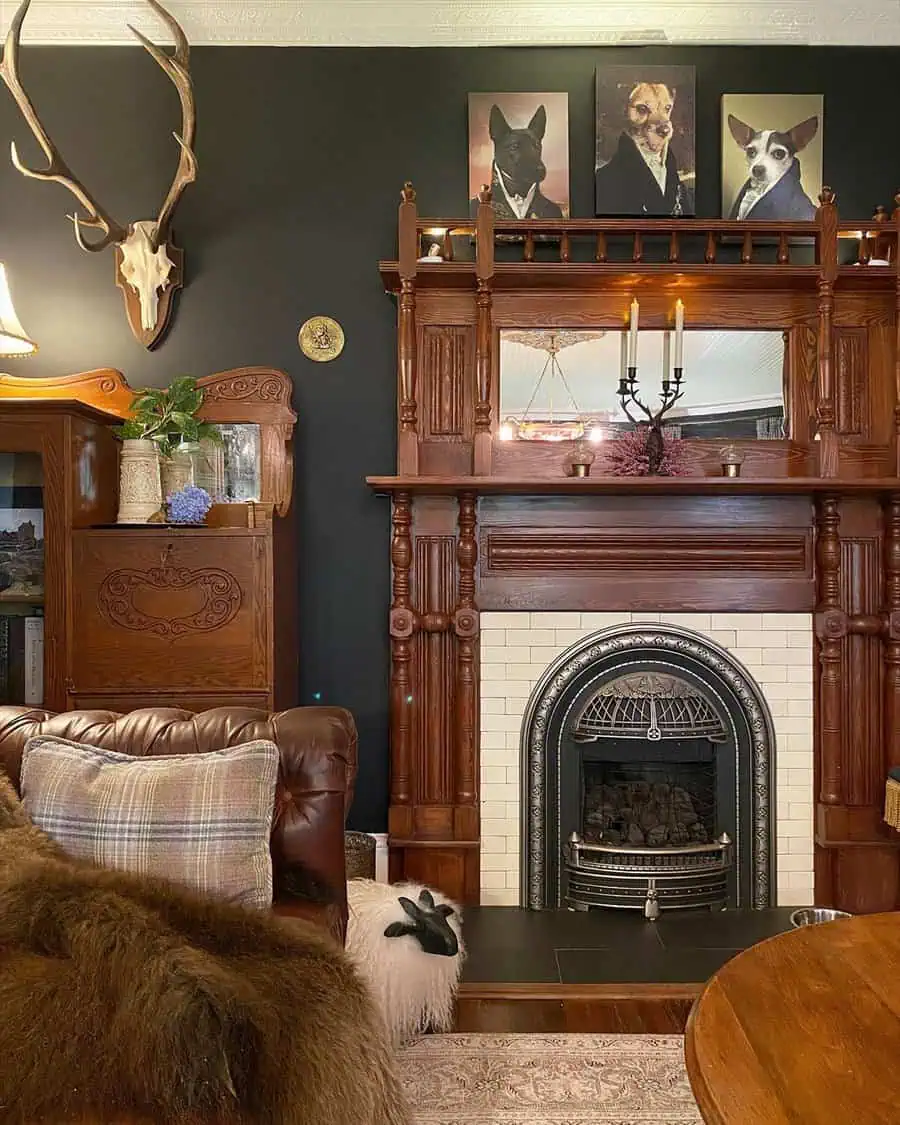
[{"x1": 1, "y1": 44, "x2": 896, "y2": 827}]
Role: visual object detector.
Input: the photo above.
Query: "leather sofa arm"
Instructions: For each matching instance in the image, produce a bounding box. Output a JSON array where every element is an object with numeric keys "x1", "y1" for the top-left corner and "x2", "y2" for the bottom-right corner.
[{"x1": 0, "y1": 704, "x2": 358, "y2": 942}]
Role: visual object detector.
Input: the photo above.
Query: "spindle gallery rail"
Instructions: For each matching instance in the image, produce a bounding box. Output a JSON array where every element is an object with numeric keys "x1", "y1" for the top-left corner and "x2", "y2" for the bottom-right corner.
[{"x1": 397, "y1": 182, "x2": 900, "y2": 274}]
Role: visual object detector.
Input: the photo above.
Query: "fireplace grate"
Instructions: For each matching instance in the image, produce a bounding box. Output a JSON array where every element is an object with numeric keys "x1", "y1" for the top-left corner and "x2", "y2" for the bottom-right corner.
[{"x1": 563, "y1": 834, "x2": 733, "y2": 915}]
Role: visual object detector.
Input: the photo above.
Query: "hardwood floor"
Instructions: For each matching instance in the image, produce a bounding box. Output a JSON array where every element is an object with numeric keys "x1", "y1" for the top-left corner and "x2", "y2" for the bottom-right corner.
[{"x1": 456, "y1": 981, "x2": 699, "y2": 1033}]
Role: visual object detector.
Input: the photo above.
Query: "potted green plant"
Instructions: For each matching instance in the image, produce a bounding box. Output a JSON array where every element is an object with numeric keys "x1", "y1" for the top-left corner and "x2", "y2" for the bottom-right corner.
[{"x1": 114, "y1": 376, "x2": 221, "y2": 523}]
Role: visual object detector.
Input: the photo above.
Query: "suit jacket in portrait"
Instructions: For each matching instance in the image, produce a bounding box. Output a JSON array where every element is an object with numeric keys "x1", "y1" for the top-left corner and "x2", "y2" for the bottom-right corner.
[
  {"x1": 469, "y1": 166, "x2": 565, "y2": 221},
  {"x1": 594, "y1": 132, "x2": 694, "y2": 217},
  {"x1": 728, "y1": 161, "x2": 816, "y2": 221}
]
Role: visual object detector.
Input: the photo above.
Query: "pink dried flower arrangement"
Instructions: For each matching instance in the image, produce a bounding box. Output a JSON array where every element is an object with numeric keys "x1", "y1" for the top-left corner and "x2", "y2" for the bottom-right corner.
[{"x1": 601, "y1": 426, "x2": 690, "y2": 477}]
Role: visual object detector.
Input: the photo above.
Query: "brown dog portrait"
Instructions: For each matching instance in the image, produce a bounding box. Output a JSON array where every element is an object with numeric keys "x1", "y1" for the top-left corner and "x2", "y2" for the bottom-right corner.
[{"x1": 595, "y1": 66, "x2": 696, "y2": 217}]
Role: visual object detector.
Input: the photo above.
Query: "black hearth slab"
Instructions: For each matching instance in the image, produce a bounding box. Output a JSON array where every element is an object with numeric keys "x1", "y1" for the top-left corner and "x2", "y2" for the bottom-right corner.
[
  {"x1": 461, "y1": 907, "x2": 664, "y2": 982},
  {"x1": 655, "y1": 907, "x2": 796, "y2": 949},
  {"x1": 460, "y1": 906, "x2": 799, "y2": 985},
  {"x1": 462, "y1": 942, "x2": 562, "y2": 984},
  {"x1": 556, "y1": 945, "x2": 743, "y2": 985},
  {"x1": 462, "y1": 906, "x2": 665, "y2": 953}
]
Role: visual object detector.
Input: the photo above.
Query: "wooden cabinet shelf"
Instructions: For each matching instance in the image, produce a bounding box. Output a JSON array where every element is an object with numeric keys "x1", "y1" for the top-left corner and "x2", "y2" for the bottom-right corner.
[
  {"x1": 0, "y1": 367, "x2": 299, "y2": 714},
  {"x1": 367, "y1": 475, "x2": 900, "y2": 497}
]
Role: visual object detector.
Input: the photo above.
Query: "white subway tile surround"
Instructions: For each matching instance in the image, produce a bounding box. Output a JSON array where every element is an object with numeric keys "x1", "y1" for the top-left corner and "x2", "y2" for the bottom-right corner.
[{"x1": 480, "y1": 612, "x2": 815, "y2": 908}]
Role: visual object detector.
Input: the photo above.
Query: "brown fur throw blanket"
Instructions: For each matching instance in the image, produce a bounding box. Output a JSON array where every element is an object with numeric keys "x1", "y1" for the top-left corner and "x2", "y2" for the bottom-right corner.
[{"x1": 0, "y1": 775, "x2": 411, "y2": 1125}]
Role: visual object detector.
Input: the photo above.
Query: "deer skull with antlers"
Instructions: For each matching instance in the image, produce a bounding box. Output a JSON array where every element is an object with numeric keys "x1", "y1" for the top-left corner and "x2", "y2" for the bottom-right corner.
[{"x1": 0, "y1": 0, "x2": 197, "y2": 349}]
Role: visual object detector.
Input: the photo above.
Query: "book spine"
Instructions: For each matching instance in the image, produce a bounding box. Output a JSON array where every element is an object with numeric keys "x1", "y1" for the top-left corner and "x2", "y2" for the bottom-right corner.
[
  {"x1": 24, "y1": 615, "x2": 43, "y2": 706},
  {"x1": 0, "y1": 617, "x2": 8, "y2": 705}
]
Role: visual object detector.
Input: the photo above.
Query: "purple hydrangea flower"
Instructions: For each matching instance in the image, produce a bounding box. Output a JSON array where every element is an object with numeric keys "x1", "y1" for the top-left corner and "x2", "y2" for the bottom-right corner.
[{"x1": 167, "y1": 483, "x2": 213, "y2": 524}]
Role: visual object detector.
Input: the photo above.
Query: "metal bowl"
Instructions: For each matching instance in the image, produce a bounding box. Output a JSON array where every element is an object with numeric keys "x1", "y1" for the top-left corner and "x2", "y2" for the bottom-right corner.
[{"x1": 790, "y1": 907, "x2": 852, "y2": 928}]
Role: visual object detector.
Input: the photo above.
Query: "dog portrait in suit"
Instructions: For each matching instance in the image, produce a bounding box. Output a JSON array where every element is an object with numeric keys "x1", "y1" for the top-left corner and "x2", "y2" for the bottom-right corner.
[
  {"x1": 721, "y1": 93, "x2": 824, "y2": 221},
  {"x1": 469, "y1": 93, "x2": 569, "y2": 221},
  {"x1": 594, "y1": 67, "x2": 696, "y2": 217}
]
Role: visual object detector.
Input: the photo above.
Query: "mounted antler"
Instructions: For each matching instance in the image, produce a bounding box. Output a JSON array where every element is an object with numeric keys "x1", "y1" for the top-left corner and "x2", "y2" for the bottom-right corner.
[{"x1": 0, "y1": 0, "x2": 197, "y2": 349}]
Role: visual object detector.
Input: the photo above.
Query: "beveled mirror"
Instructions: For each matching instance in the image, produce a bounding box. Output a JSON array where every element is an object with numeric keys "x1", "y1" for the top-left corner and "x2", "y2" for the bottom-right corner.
[{"x1": 498, "y1": 328, "x2": 787, "y2": 444}]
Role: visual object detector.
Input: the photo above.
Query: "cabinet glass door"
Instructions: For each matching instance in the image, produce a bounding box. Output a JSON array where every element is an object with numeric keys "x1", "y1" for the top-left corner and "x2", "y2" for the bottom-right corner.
[{"x1": 0, "y1": 451, "x2": 44, "y2": 706}]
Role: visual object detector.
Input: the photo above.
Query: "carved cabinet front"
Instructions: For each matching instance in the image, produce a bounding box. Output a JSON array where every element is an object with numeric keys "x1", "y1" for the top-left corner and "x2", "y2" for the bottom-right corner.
[{"x1": 69, "y1": 527, "x2": 272, "y2": 713}]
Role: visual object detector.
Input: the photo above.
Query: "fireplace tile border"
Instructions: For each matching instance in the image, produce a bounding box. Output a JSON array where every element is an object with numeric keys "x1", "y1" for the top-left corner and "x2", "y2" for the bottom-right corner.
[{"x1": 480, "y1": 612, "x2": 814, "y2": 908}]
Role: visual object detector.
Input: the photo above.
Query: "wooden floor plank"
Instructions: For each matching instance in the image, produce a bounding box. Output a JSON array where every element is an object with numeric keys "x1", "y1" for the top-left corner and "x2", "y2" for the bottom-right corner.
[{"x1": 455, "y1": 981, "x2": 701, "y2": 1033}]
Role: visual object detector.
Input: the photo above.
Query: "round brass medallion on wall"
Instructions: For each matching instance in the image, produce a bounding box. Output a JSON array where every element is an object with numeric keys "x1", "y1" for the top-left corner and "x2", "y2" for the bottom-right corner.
[{"x1": 298, "y1": 315, "x2": 345, "y2": 362}]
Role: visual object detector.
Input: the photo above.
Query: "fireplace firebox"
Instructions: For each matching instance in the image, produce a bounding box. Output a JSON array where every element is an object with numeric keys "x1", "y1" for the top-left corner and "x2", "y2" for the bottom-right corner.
[{"x1": 521, "y1": 625, "x2": 775, "y2": 912}]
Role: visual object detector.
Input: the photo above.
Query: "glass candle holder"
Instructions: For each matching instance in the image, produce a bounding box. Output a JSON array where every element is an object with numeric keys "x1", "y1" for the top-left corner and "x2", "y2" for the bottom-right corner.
[{"x1": 720, "y1": 444, "x2": 745, "y2": 478}]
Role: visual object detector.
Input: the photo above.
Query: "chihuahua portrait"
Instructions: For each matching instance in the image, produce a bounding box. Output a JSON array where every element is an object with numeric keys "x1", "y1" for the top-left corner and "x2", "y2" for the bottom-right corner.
[
  {"x1": 726, "y1": 113, "x2": 819, "y2": 221},
  {"x1": 595, "y1": 69, "x2": 695, "y2": 217},
  {"x1": 469, "y1": 101, "x2": 566, "y2": 221}
]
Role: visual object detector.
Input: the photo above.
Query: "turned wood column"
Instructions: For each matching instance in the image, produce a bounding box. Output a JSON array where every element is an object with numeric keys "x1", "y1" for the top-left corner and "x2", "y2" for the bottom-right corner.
[
  {"x1": 815, "y1": 188, "x2": 839, "y2": 478},
  {"x1": 893, "y1": 194, "x2": 900, "y2": 474},
  {"x1": 389, "y1": 492, "x2": 415, "y2": 806},
  {"x1": 815, "y1": 495, "x2": 843, "y2": 805},
  {"x1": 454, "y1": 492, "x2": 479, "y2": 805},
  {"x1": 473, "y1": 188, "x2": 495, "y2": 475},
  {"x1": 884, "y1": 494, "x2": 900, "y2": 773},
  {"x1": 398, "y1": 183, "x2": 419, "y2": 474}
]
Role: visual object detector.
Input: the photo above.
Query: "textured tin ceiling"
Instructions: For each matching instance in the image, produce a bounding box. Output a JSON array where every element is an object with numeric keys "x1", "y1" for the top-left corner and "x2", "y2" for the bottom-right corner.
[{"x1": 3, "y1": 0, "x2": 899, "y2": 46}]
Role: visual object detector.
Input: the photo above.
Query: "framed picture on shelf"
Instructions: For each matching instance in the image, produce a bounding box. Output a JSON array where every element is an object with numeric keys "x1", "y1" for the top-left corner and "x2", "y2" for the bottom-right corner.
[
  {"x1": 0, "y1": 452, "x2": 43, "y2": 602},
  {"x1": 594, "y1": 65, "x2": 696, "y2": 217},
  {"x1": 468, "y1": 92, "x2": 570, "y2": 221},
  {"x1": 721, "y1": 93, "x2": 823, "y2": 221}
]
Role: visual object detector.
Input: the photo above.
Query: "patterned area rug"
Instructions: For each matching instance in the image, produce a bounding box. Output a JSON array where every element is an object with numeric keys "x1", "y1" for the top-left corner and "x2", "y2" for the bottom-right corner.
[{"x1": 398, "y1": 1034, "x2": 702, "y2": 1125}]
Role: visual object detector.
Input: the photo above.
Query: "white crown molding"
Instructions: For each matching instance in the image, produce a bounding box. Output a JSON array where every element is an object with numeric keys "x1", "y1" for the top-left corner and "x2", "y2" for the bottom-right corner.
[{"x1": 3, "y1": 0, "x2": 899, "y2": 46}]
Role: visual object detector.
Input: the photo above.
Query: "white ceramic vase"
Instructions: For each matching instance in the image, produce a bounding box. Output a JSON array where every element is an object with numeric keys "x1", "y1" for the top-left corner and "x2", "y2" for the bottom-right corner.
[
  {"x1": 117, "y1": 438, "x2": 162, "y2": 524},
  {"x1": 160, "y1": 448, "x2": 194, "y2": 499}
]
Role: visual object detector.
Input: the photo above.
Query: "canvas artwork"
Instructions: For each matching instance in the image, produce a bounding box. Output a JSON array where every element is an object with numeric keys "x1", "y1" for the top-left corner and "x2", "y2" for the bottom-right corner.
[
  {"x1": 721, "y1": 93, "x2": 824, "y2": 221},
  {"x1": 0, "y1": 453, "x2": 43, "y2": 600},
  {"x1": 0, "y1": 510, "x2": 43, "y2": 600},
  {"x1": 595, "y1": 66, "x2": 696, "y2": 217},
  {"x1": 468, "y1": 92, "x2": 570, "y2": 221}
]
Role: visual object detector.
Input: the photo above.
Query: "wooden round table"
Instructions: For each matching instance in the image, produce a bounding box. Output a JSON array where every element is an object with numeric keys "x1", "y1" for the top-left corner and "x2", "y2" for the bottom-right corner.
[{"x1": 685, "y1": 912, "x2": 900, "y2": 1124}]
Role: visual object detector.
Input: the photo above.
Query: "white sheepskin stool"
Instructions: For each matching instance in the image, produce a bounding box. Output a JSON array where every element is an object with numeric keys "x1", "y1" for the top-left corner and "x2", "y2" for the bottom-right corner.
[{"x1": 345, "y1": 879, "x2": 465, "y2": 1045}]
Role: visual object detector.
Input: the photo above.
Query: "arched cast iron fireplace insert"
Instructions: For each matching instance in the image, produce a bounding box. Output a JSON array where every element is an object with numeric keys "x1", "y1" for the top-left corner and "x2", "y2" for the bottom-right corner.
[{"x1": 520, "y1": 624, "x2": 776, "y2": 912}]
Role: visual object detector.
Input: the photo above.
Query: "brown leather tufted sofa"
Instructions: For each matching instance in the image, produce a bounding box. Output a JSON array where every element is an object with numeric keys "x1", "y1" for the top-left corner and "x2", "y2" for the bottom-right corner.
[{"x1": 0, "y1": 704, "x2": 358, "y2": 943}]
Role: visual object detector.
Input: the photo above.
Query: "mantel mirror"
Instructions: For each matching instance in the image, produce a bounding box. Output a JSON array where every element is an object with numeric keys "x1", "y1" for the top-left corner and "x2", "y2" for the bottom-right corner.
[{"x1": 498, "y1": 328, "x2": 788, "y2": 444}]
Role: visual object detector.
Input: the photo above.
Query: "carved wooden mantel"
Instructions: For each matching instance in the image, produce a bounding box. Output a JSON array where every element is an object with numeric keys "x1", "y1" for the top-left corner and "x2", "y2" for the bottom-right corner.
[{"x1": 370, "y1": 185, "x2": 900, "y2": 914}]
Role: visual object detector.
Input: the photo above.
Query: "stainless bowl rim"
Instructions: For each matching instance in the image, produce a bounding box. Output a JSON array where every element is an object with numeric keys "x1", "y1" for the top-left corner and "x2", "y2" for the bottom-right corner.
[{"x1": 790, "y1": 907, "x2": 852, "y2": 927}]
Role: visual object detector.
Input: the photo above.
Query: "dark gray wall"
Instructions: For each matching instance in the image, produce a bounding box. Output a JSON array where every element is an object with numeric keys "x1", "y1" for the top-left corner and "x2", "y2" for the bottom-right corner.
[{"x1": 1, "y1": 44, "x2": 897, "y2": 828}]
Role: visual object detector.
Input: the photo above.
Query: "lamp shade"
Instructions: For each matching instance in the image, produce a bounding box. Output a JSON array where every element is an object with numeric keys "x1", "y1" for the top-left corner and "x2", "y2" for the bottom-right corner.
[{"x1": 0, "y1": 263, "x2": 37, "y2": 357}]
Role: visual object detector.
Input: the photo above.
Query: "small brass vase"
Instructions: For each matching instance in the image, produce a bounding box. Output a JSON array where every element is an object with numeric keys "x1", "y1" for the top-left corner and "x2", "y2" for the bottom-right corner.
[
  {"x1": 569, "y1": 442, "x2": 596, "y2": 478},
  {"x1": 720, "y1": 444, "x2": 745, "y2": 478}
]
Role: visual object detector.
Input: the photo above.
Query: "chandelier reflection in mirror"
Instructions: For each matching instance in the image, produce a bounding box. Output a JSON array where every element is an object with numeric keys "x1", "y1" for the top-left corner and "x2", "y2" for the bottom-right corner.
[
  {"x1": 499, "y1": 326, "x2": 787, "y2": 445},
  {"x1": 498, "y1": 329, "x2": 607, "y2": 443}
]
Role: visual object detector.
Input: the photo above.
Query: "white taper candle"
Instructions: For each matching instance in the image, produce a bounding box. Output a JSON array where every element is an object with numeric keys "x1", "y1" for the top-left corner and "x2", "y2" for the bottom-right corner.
[
  {"x1": 628, "y1": 298, "x2": 639, "y2": 368},
  {"x1": 674, "y1": 298, "x2": 684, "y2": 369}
]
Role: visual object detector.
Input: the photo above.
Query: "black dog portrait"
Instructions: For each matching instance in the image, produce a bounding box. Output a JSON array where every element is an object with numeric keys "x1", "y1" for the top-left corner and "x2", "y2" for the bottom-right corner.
[{"x1": 469, "y1": 94, "x2": 569, "y2": 221}]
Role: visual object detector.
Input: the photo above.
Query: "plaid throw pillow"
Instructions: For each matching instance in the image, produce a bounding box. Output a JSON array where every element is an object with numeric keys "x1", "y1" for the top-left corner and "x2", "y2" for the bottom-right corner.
[{"x1": 21, "y1": 736, "x2": 280, "y2": 910}]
